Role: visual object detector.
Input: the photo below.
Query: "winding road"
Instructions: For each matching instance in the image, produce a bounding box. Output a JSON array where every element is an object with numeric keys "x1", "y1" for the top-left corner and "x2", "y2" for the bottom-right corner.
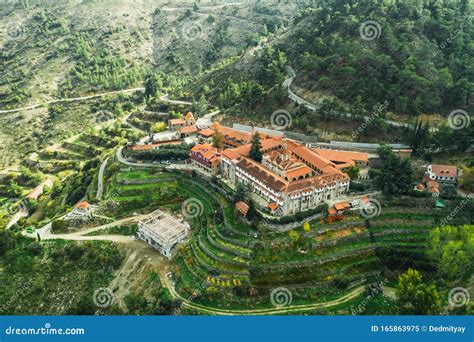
[
  {"x1": 9, "y1": 77, "x2": 370, "y2": 314},
  {"x1": 96, "y1": 157, "x2": 110, "y2": 200},
  {"x1": 161, "y1": 269, "x2": 365, "y2": 315},
  {"x1": 122, "y1": 112, "x2": 146, "y2": 134},
  {"x1": 283, "y1": 68, "x2": 412, "y2": 129},
  {"x1": 159, "y1": 94, "x2": 192, "y2": 106},
  {"x1": 115, "y1": 147, "x2": 196, "y2": 173},
  {"x1": 0, "y1": 88, "x2": 198, "y2": 115},
  {"x1": 23, "y1": 214, "x2": 147, "y2": 243},
  {"x1": 22, "y1": 215, "x2": 365, "y2": 314},
  {"x1": 0, "y1": 88, "x2": 145, "y2": 115},
  {"x1": 5, "y1": 203, "x2": 28, "y2": 230}
]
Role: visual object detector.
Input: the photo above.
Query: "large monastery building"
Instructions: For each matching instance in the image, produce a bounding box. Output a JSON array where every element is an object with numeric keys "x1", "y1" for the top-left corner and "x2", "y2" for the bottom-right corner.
[{"x1": 191, "y1": 123, "x2": 351, "y2": 217}]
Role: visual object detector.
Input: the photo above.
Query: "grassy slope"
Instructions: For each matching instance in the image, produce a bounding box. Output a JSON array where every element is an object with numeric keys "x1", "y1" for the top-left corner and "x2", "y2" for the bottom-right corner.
[{"x1": 0, "y1": 236, "x2": 123, "y2": 314}]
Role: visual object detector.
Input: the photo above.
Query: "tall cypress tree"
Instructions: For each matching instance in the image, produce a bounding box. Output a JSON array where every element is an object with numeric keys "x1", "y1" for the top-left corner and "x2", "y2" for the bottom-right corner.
[{"x1": 249, "y1": 132, "x2": 263, "y2": 162}]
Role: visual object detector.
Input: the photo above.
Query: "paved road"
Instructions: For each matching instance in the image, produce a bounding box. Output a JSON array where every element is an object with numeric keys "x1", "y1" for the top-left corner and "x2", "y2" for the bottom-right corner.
[
  {"x1": 96, "y1": 156, "x2": 110, "y2": 200},
  {"x1": 283, "y1": 70, "x2": 412, "y2": 129},
  {"x1": 122, "y1": 112, "x2": 147, "y2": 134},
  {"x1": 0, "y1": 88, "x2": 145, "y2": 114},
  {"x1": 161, "y1": 3, "x2": 243, "y2": 11},
  {"x1": 19, "y1": 187, "x2": 365, "y2": 315},
  {"x1": 23, "y1": 210, "x2": 364, "y2": 314},
  {"x1": 159, "y1": 94, "x2": 192, "y2": 106},
  {"x1": 5, "y1": 204, "x2": 28, "y2": 230},
  {"x1": 23, "y1": 214, "x2": 147, "y2": 243},
  {"x1": 160, "y1": 3, "x2": 251, "y2": 23},
  {"x1": 196, "y1": 109, "x2": 220, "y2": 128},
  {"x1": 116, "y1": 147, "x2": 196, "y2": 172}
]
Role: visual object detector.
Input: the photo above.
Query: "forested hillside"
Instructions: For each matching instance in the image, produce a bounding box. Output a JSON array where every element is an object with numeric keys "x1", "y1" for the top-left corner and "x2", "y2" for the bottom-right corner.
[
  {"x1": 193, "y1": 0, "x2": 473, "y2": 118},
  {"x1": 0, "y1": 0, "x2": 472, "y2": 165},
  {"x1": 0, "y1": 0, "x2": 296, "y2": 109},
  {"x1": 287, "y1": 0, "x2": 473, "y2": 115}
]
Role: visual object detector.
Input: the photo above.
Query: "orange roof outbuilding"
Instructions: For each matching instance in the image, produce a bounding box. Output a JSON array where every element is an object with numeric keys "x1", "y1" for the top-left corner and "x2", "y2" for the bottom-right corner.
[
  {"x1": 179, "y1": 125, "x2": 199, "y2": 134},
  {"x1": 76, "y1": 201, "x2": 90, "y2": 209},
  {"x1": 235, "y1": 201, "x2": 250, "y2": 216},
  {"x1": 198, "y1": 129, "x2": 215, "y2": 137},
  {"x1": 268, "y1": 202, "x2": 279, "y2": 211}
]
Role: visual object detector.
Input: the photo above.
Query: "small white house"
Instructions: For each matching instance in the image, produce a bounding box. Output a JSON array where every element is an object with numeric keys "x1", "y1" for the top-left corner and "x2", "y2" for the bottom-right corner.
[
  {"x1": 426, "y1": 164, "x2": 458, "y2": 183},
  {"x1": 65, "y1": 201, "x2": 97, "y2": 221}
]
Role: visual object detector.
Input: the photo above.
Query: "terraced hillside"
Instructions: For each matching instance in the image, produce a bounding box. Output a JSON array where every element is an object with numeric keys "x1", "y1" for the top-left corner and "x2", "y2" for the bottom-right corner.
[{"x1": 148, "y1": 172, "x2": 443, "y2": 312}]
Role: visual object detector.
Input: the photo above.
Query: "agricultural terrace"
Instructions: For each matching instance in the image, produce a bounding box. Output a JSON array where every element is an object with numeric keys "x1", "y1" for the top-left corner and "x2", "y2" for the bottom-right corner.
[{"x1": 104, "y1": 167, "x2": 456, "y2": 312}]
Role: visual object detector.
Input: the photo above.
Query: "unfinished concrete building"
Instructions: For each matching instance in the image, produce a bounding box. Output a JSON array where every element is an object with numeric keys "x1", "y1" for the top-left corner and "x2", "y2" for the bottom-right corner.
[{"x1": 137, "y1": 209, "x2": 190, "y2": 259}]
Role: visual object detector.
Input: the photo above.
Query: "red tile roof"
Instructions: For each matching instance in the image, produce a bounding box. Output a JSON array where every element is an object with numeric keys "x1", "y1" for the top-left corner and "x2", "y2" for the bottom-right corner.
[
  {"x1": 211, "y1": 123, "x2": 269, "y2": 145},
  {"x1": 130, "y1": 140, "x2": 181, "y2": 151},
  {"x1": 237, "y1": 157, "x2": 287, "y2": 192},
  {"x1": 222, "y1": 149, "x2": 241, "y2": 161},
  {"x1": 415, "y1": 183, "x2": 425, "y2": 190},
  {"x1": 169, "y1": 119, "x2": 185, "y2": 125},
  {"x1": 314, "y1": 149, "x2": 369, "y2": 164},
  {"x1": 179, "y1": 125, "x2": 198, "y2": 134},
  {"x1": 287, "y1": 140, "x2": 339, "y2": 174},
  {"x1": 334, "y1": 201, "x2": 350, "y2": 211},
  {"x1": 198, "y1": 129, "x2": 214, "y2": 137},
  {"x1": 191, "y1": 143, "x2": 214, "y2": 152},
  {"x1": 430, "y1": 164, "x2": 457, "y2": 177},
  {"x1": 235, "y1": 201, "x2": 250, "y2": 216},
  {"x1": 76, "y1": 201, "x2": 90, "y2": 209},
  {"x1": 191, "y1": 124, "x2": 350, "y2": 198},
  {"x1": 211, "y1": 123, "x2": 253, "y2": 143},
  {"x1": 426, "y1": 179, "x2": 439, "y2": 192},
  {"x1": 285, "y1": 165, "x2": 313, "y2": 179},
  {"x1": 191, "y1": 144, "x2": 221, "y2": 166},
  {"x1": 268, "y1": 202, "x2": 278, "y2": 211}
]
